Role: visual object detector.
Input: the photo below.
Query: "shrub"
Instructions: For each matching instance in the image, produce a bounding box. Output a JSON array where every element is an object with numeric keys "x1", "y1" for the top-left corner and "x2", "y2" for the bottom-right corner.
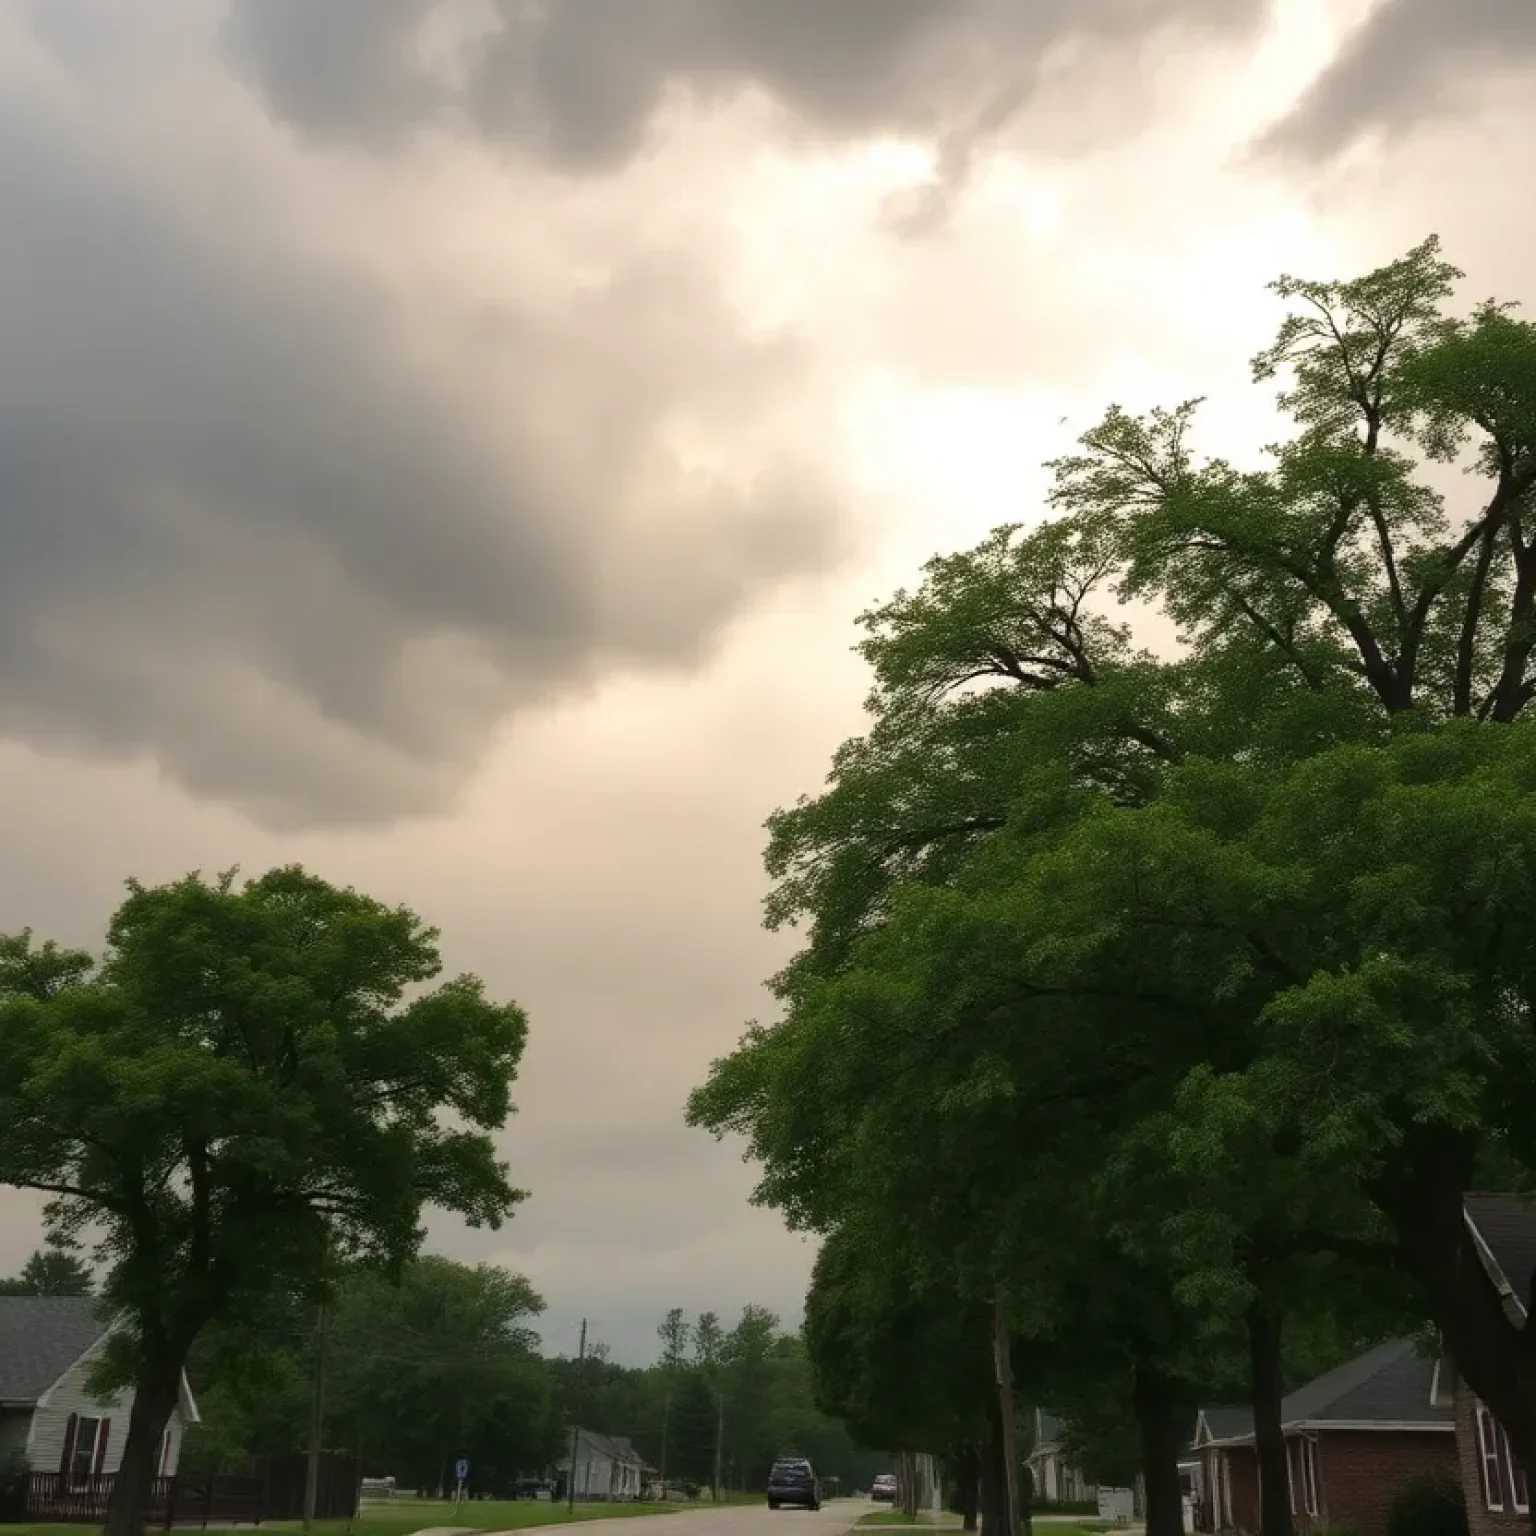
[{"x1": 1386, "y1": 1470, "x2": 1469, "y2": 1536}]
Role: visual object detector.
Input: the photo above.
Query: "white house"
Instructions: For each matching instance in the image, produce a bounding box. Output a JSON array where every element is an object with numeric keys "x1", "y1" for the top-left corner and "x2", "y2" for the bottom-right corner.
[
  {"x1": 0, "y1": 1296, "x2": 199, "y2": 1481},
  {"x1": 1027, "y1": 1412, "x2": 1097, "y2": 1506},
  {"x1": 557, "y1": 1430, "x2": 646, "y2": 1502}
]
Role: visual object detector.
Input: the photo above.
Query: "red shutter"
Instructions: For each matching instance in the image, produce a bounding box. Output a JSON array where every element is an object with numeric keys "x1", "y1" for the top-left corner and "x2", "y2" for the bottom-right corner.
[
  {"x1": 59, "y1": 1413, "x2": 78, "y2": 1478},
  {"x1": 93, "y1": 1420, "x2": 110, "y2": 1475}
]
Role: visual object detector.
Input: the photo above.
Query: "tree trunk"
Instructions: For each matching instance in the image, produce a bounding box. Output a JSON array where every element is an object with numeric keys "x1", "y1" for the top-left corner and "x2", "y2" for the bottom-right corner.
[
  {"x1": 903, "y1": 1450, "x2": 920, "y2": 1519},
  {"x1": 104, "y1": 1346, "x2": 184, "y2": 1536},
  {"x1": 954, "y1": 1443, "x2": 981, "y2": 1532},
  {"x1": 980, "y1": 1400, "x2": 1009, "y2": 1536},
  {"x1": 1248, "y1": 1304, "x2": 1294, "y2": 1536},
  {"x1": 1133, "y1": 1353, "x2": 1186, "y2": 1536}
]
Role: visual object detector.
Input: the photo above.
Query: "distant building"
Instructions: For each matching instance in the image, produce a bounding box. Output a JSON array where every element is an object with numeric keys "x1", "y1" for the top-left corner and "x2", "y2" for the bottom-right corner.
[
  {"x1": 556, "y1": 1429, "x2": 646, "y2": 1502},
  {"x1": 1028, "y1": 1412, "x2": 1097, "y2": 1505}
]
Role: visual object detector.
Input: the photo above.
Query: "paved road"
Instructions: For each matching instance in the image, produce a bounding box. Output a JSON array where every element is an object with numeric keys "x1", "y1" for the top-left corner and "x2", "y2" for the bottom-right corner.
[{"x1": 514, "y1": 1502, "x2": 876, "y2": 1536}]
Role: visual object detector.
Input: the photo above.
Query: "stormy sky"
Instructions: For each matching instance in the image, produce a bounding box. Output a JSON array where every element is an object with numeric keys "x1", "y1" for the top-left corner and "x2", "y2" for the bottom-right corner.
[{"x1": 0, "y1": 0, "x2": 1530, "y2": 1363}]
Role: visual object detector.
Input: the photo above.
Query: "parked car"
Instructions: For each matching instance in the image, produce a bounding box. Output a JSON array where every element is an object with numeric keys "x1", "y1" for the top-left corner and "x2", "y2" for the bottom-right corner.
[
  {"x1": 871, "y1": 1475, "x2": 897, "y2": 1504},
  {"x1": 767, "y1": 1457, "x2": 822, "y2": 1511}
]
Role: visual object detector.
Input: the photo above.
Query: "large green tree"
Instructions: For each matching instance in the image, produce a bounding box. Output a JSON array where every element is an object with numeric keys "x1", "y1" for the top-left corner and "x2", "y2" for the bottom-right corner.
[
  {"x1": 0, "y1": 867, "x2": 529, "y2": 1536},
  {"x1": 691, "y1": 238, "x2": 1536, "y2": 1535}
]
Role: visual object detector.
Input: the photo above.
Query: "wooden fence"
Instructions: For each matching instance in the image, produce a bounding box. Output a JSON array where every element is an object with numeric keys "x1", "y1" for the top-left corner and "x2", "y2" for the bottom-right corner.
[{"x1": 3, "y1": 1454, "x2": 359, "y2": 1527}]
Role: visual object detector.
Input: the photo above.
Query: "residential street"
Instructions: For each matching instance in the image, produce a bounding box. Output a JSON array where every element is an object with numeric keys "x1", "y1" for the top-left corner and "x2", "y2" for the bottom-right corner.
[{"x1": 505, "y1": 1503, "x2": 879, "y2": 1536}]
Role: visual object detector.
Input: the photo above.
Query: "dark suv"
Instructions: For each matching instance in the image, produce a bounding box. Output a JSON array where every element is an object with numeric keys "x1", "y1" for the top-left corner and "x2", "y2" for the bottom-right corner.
[{"x1": 767, "y1": 1457, "x2": 822, "y2": 1511}]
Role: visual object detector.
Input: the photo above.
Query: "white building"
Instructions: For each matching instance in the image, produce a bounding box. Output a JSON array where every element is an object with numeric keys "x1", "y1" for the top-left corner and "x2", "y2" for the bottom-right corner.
[{"x1": 557, "y1": 1429, "x2": 646, "y2": 1502}]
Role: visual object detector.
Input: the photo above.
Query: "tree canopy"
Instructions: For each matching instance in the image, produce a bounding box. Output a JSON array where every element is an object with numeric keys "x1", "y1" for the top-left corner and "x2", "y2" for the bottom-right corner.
[
  {"x1": 689, "y1": 235, "x2": 1536, "y2": 1536},
  {"x1": 0, "y1": 866, "x2": 529, "y2": 1536}
]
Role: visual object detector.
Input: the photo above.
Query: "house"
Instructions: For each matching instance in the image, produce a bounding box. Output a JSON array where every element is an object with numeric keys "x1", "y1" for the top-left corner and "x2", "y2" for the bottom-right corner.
[
  {"x1": 557, "y1": 1429, "x2": 646, "y2": 1502},
  {"x1": 1455, "y1": 1194, "x2": 1535, "y2": 1536},
  {"x1": 1027, "y1": 1412, "x2": 1098, "y2": 1505},
  {"x1": 1192, "y1": 1338, "x2": 1457, "y2": 1536},
  {"x1": 0, "y1": 1296, "x2": 199, "y2": 1482}
]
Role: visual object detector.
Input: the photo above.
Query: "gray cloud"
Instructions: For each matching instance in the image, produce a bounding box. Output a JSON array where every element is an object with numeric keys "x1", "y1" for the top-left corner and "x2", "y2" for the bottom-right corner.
[
  {"x1": 1258, "y1": 0, "x2": 1536, "y2": 160},
  {"x1": 223, "y1": 0, "x2": 1270, "y2": 170},
  {"x1": 0, "y1": 33, "x2": 845, "y2": 829}
]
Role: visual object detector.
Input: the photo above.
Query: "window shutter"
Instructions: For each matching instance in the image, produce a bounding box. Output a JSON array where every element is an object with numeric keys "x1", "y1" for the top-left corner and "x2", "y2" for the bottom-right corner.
[
  {"x1": 59, "y1": 1413, "x2": 78, "y2": 1478},
  {"x1": 93, "y1": 1421, "x2": 110, "y2": 1475}
]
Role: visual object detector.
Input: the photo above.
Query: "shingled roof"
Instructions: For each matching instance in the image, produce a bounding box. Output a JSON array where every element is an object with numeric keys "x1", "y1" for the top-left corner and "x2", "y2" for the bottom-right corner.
[
  {"x1": 1195, "y1": 1337, "x2": 1450, "y2": 1447},
  {"x1": 0, "y1": 1296, "x2": 109, "y2": 1406},
  {"x1": 1282, "y1": 1337, "x2": 1448, "y2": 1427},
  {"x1": 1465, "y1": 1192, "x2": 1536, "y2": 1322}
]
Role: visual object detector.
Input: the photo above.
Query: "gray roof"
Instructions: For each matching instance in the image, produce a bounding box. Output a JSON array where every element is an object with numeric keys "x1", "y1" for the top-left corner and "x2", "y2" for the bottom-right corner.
[
  {"x1": 1198, "y1": 1407, "x2": 1254, "y2": 1447},
  {"x1": 1196, "y1": 1338, "x2": 1449, "y2": 1447},
  {"x1": 1283, "y1": 1337, "x2": 1447, "y2": 1426},
  {"x1": 1466, "y1": 1193, "x2": 1536, "y2": 1321},
  {"x1": 568, "y1": 1429, "x2": 644, "y2": 1468},
  {"x1": 0, "y1": 1296, "x2": 108, "y2": 1405}
]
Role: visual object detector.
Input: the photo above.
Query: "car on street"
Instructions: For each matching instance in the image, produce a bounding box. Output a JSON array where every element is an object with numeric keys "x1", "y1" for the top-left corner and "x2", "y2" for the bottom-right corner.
[
  {"x1": 871, "y1": 1475, "x2": 897, "y2": 1504},
  {"x1": 767, "y1": 1456, "x2": 822, "y2": 1511}
]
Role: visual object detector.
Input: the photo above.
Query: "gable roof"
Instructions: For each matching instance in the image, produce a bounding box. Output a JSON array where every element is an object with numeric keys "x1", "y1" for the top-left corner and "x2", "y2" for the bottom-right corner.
[
  {"x1": 570, "y1": 1428, "x2": 644, "y2": 1468},
  {"x1": 1195, "y1": 1338, "x2": 1450, "y2": 1447},
  {"x1": 1282, "y1": 1337, "x2": 1448, "y2": 1427},
  {"x1": 1465, "y1": 1192, "x2": 1536, "y2": 1322},
  {"x1": 1196, "y1": 1407, "x2": 1254, "y2": 1448},
  {"x1": 0, "y1": 1296, "x2": 109, "y2": 1406}
]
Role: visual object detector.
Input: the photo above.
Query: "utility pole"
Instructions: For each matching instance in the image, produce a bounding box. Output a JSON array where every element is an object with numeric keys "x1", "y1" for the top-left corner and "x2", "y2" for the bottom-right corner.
[
  {"x1": 712, "y1": 1391, "x2": 725, "y2": 1503},
  {"x1": 658, "y1": 1391, "x2": 671, "y2": 1499},
  {"x1": 566, "y1": 1320, "x2": 587, "y2": 1515},
  {"x1": 994, "y1": 1294, "x2": 1019, "y2": 1536},
  {"x1": 302, "y1": 1298, "x2": 329, "y2": 1535}
]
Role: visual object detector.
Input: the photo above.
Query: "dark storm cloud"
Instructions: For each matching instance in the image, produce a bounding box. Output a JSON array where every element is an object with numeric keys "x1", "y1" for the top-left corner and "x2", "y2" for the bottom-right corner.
[
  {"x1": 1260, "y1": 0, "x2": 1536, "y2": 160},
  {"x1": 222, "y1": 0, "x2": 1271, "y2": 168},
  {"x1": 0, "y1": 80, "x2": 840, "y2": 829}
]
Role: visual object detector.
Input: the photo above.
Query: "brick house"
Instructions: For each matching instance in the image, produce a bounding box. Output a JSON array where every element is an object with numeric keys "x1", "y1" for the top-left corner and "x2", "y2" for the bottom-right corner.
[
  {"x1": 1453, "y1": 1194, "x2": 1536, "y2": 1536},
  {"x1": 1193, "y1": 1338, "x2": 1457, "y2": 1536}
]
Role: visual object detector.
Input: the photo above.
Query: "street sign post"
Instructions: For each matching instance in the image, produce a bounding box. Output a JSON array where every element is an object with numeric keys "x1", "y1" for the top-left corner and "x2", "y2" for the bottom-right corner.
[{"x1": 454, "y1": 1459, "x2": 470, "y2": 1513}]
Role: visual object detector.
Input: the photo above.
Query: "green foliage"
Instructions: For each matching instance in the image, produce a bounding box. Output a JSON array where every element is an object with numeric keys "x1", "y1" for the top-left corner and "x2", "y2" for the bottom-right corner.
[
  {"x1": 691, "y1": 235, "x2": 1536, "y2": 1528},
  {"x1": 0, "y1": 866, "x2": 530, "y2": 1533},
  {"x1": 326, "y1": 1256, "x2": 556, "y2": 1489},
  {"x1": 0, "y1": 1243, "x2": 94, "y2": 1296},
  {"x1": 1384, "y1": 1470, "x2": 1469, "y2": 1536}
]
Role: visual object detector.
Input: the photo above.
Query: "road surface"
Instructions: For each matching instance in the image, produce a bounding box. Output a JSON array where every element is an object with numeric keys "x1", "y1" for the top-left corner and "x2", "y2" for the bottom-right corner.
[{"x1": 516, "y1": 1502, "x2": 876, "y2": 1536}]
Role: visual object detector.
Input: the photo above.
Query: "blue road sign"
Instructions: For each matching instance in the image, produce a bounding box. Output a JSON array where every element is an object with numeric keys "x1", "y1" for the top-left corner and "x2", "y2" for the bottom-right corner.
[{"x1": 455, "y1": 1459, "x2": 470, "y2": 1484}]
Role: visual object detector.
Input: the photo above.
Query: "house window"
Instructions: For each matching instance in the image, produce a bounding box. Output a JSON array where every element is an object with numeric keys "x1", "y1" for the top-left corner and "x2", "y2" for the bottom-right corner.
[
  {"x1": 66, "y1": 1417, "x2": 107, "y2": 1485},
  {"x1": 1478, "y1": 1405, "x2": 1508, "y2": 1512},
  {"x1": 1481, "y1": 1409, "x2": 1530, "y2": 1515}
]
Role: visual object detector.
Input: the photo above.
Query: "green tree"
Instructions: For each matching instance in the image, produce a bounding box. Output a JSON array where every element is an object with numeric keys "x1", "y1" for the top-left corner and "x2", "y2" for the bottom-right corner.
[
  {"x1": 656, "y1": 1308, "x2": 692, "y2": 1490},
  {"x1": 0, "y1": 867, "x2": 529, "y2": 1536},
  {"x1": 0, "y1": 1243, "x2": 94, "y2": 1296},
  {"x1": 326, "y1": 1256, "x2": 555, "y2": 1491},
  {"x1": 692, "y1": 235, "x2": 1536, "y2": 1535}
]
